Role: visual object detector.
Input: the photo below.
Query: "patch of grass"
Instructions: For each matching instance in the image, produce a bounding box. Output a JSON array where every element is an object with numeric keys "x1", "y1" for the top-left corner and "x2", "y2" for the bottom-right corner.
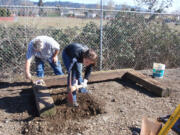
[
  {"x1": 0, "y1": 16, "x2": 103, "y2": 29},
  {"x1": 168, "y1": 22, "x2": 180, "y2": 31}
]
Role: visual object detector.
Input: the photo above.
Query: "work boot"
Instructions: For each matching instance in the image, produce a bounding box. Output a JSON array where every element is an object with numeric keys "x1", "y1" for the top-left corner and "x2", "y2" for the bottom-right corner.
[
  {"x1": 67, "y1": 101, "x2": 79, "y2": 107},
  {"x1": 79, "y1": 88, "x2": 89, "y2": 93}
]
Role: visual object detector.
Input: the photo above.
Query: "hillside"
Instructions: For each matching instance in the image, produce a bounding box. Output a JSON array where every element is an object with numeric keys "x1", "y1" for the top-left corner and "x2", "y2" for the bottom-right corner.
[{"x1": 0, "y1": 0, "x2": 145, "y2": 11}]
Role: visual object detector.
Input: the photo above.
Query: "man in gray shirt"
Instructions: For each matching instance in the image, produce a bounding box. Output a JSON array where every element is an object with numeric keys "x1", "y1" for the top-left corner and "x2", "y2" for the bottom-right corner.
[{"x1": 25, "y1": 36, "x2": 64, "y2": 80}]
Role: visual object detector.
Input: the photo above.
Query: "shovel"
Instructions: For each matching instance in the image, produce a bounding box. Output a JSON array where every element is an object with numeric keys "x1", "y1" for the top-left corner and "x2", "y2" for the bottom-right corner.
[
  {"x1": 67, "y1": 71, "x2": 84, "y2": 105},
  {"x1": 67, "y1": 70, "x2": 73, "y2": 105}
]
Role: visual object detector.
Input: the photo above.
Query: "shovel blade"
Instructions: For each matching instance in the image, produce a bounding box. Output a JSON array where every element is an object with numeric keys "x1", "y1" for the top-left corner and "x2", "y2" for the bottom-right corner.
[{"x1": 67, "y1": 92, "x2": 73, "y2": 105}]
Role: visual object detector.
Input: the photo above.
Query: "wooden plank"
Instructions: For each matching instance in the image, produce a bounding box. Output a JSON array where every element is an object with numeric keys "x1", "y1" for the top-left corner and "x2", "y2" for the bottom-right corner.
[
  {"x1": 89, "y1": 68, "x2": 133, "y2": 82},
  {"x1": 44, "y1": 68, "x2": 133, "y2": 87},
  {"x1": 122, "y1": 70, "x2": 170, "y2": 97},
  {"x1": 44, "y1": 75, "x2": 67, "y2": 87},
  {"x1": 32, "y1": 82, "x2": 56, "y2": 117}
]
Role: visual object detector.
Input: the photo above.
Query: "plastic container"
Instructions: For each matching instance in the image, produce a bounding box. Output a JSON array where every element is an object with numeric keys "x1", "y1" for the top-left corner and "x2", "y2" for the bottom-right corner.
[{"x1": 152, "y1": 63, "x2": 165, "y2": 78}]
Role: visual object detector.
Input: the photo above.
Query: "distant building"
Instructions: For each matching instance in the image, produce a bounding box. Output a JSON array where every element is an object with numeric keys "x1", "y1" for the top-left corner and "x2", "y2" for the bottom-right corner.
[
  {"x1": 86, "y1": 12, "x2": 97, "y2": 18},
  {"x1": 60, "y1": 9, "x2": 73, "y2": 17},
  {"x1": 104, "y1": 11, "x2": 116, "y2": 20},
  {"x1": 74, "y1": 11, "x2": 85, "y2": 18}
]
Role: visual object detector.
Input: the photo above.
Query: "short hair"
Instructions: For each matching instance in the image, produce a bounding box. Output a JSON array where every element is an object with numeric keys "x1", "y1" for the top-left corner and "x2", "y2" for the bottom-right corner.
[
  {"x1": 83, "y1": 49, "x2": 97, "y2": 66},
  {"x1": 33, "y1": 39, "x2": 43, "y2": 51}
]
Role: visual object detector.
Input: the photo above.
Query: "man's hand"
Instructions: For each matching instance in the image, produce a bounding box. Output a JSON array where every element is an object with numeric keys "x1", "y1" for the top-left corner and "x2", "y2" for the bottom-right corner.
[
  {"x1": 82, "y1": 79, "x2": 88, "y2": 88},
  {"x1": 52, "y1": 56, "x2": 58, "y2": 63},
  {"x1": 52, "y1": 50, "x2": 59, "y2": 63}
]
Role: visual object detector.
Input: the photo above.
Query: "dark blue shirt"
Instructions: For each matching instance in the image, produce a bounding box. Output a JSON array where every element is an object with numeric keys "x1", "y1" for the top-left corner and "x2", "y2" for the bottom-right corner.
[{"x1": 64, "y1": 43, "x2": 92, "y2": 80}]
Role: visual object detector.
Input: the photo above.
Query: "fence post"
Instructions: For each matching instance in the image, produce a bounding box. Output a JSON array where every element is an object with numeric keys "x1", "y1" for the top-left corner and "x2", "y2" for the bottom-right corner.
[{"x1": 99, "y1": 0, "x2": 103, "y2": 70}]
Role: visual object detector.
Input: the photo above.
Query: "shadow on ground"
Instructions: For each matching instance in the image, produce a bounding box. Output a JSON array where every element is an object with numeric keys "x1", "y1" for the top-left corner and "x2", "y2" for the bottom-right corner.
[
  {"x1": 0, "y1": 81, "x2": 37, "y2": 121},
  {"x1": 0, "y1": 82, "x2": 32, "y2": 89}
]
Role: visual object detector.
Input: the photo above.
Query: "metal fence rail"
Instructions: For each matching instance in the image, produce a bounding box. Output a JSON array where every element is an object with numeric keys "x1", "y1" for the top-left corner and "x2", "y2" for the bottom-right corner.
[{"x1": 0, "y1": 5, "x2": 180, "y2": 80}]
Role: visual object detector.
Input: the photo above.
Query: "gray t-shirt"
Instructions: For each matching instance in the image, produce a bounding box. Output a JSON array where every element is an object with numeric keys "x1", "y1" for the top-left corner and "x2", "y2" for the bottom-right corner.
[{"x1": 26, "y1": 36, "x2": 60, "y2": 62}]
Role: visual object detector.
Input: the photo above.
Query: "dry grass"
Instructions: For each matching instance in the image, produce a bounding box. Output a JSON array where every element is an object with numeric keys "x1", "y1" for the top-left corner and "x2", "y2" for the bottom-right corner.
[
  {"x1": 167, "y1": 22, "x2": 180, "y2": 31},
  {"x1": 1, "y1": 16, "x2": 179, "y2": 31},
  {"x1": 0, "y1": 16, "x2": 103, "y2": 29}
]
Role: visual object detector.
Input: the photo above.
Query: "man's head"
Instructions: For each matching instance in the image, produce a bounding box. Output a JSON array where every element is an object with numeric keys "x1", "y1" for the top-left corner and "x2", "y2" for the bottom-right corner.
[
  {"x1": 83, "y1": 49, "x2": 97, "y2": 67},
  {"x1": 33, "y1": 39, "x2": 43, "y2": 52}
]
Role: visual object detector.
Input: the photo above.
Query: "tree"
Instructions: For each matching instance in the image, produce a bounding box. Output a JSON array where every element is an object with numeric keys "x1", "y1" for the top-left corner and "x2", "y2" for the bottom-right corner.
[
  {"x1": 121, "y1": 4, "x2": 130, "y2": 11},
  {"x1": 0, "y1": 8, "x2": 7, "y2": 17},
  {"x1": 38, "y1": 0, "x2": 43, "y2": 7},
  {"x1": 135, "y1": 0, "x2": 173, "y2": 12},
  {"x1": 0, "y1": 8, "x2": 11, "y2": 17},
  {"x1": 38, "y1": 0, "x2": 44, "y2": 16},
  {"x1": 7, "y1": 9, "x2": 11, "y2": 16},
  {"x1": 135, "y1": 0, "x2": 173, "y2": 22},
  {"x1": 74, "y1": 22, "x2": 100, "y2": 50},
  {"x1": 107, "y1": 0, "x2": 115, "y2": 10}
]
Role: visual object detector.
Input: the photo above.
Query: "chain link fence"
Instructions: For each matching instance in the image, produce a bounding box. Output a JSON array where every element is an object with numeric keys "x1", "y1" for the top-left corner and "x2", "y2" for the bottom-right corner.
[{"x1": 0, "y1": 5, "x2": 180, "y2": 80}]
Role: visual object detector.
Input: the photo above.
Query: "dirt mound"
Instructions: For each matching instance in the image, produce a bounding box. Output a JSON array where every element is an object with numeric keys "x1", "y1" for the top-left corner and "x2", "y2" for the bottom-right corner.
[
  {"x1": 53, "y1": 93, "x2": 104, "y2": 119},
  {"x1": 23, "y1": 91, "x2": 105, "y2": 135}
]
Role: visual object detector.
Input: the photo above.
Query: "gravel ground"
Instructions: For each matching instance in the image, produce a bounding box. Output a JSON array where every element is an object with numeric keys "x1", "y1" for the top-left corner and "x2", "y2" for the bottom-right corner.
[{"x1": 0, "y1": 68, "x2": 179, "y2": 135}]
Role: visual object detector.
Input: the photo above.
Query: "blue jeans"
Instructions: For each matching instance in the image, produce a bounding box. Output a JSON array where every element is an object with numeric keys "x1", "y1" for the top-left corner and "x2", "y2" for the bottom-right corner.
[
  {"x1": 35, "y1": 57, "x2": 64, "y2": 77},
  {"x1": 62, "y1": 50, "x2": 83, "y2": 86}
]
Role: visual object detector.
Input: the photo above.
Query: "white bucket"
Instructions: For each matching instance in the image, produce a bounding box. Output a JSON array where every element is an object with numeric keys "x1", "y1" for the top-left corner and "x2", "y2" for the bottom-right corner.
[{"x1": 152, "y1": 63, "x2": 165, "y2": 78}]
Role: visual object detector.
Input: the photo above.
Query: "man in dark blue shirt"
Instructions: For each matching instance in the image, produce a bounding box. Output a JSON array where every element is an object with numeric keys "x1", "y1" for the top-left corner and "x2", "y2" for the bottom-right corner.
[{"x1": 62, "y1": 43, "x2": 97, "y2": 106}]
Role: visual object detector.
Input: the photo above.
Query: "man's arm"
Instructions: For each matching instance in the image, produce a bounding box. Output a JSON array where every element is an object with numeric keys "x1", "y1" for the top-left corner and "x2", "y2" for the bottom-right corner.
[
  {"x1": 84, "y1": 65, "x2": 92, "y2": 80},
  {"x1": 52, "y1": 50, "x2": 59, "y2": 63},
  {"x1": 25, "y1": 59, "x2": 32, "y2": 80},
  {"x1": 48, "y1": 37, "x2": 60, "y2": 63},
  {"x1": 80, "y1": 65, "x2": 92, "y2": 88},
  {"x1": 25, "y1": 42, "x2": 34, "y2": 80}
]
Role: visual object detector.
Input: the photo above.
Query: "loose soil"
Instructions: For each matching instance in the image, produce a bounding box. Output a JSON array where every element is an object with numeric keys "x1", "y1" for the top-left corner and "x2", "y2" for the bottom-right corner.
[{"x1": 0, "y1": 68, "x2": 180, "y2": 135}]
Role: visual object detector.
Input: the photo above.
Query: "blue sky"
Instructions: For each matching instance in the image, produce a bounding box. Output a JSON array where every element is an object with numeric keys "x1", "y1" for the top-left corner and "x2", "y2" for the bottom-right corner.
[{"x1": 30, "y1": 0, "x2": 180, "y2": 12}]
